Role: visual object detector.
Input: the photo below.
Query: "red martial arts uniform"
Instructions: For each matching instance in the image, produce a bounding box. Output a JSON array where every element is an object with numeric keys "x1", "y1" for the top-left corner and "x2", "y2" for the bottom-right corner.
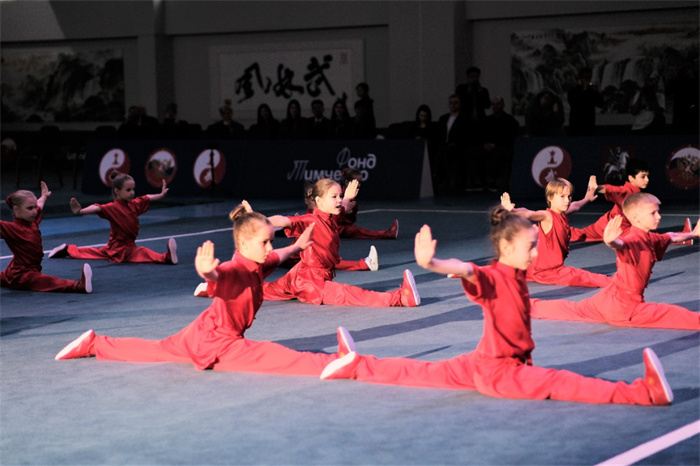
[
  {"x1": 0, "y1": 208, "x2": 83, "y2": 292},
  {"x1": 338, "y1": 197, "x2": 396, "y2": 240},
  {"x1": 532, "y1": 226, "x2": 700, "y2": 330},
  {"x1": 63, "y1": 196, "x2": 170, "y2": 263},
  {"x1": 263, "y1": 209, "x2": 403, "y2": 306},
  {"x1": 347, "y1": 261, "x2": 656, "y2": 404},
  {"x1": 93, "y1": 251, "x2": 337, "y2": 374},
  {"x1": 526, "y1": 209, "x2": 611, "y2": 288},
  {"x1": 570, "y1": 182, "x2": 640, "y2": 242}
]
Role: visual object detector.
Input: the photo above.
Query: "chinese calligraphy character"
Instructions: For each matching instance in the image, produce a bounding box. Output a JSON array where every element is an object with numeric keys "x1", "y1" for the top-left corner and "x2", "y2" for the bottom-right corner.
[
  {"x1": 272, "y1": 64, "x2": 305, "y2": 98},
  {"x1": 235, "y1": 63, "x2": 272, "y2": 103},
  {"x1": 304, "y1": 55, "x2": 335, "y2": 97}
]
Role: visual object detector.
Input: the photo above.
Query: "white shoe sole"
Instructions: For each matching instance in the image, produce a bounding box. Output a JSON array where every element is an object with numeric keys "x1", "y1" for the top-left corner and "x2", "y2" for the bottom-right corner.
[
  {"x1": 55, "y1": 329, "x2": 94, "y2": 360},
  {"x1": 337, "y1": 326, "x2": 356, "y2": 355},
  {"x1": 48, "y1": 243, "x2": 67, "y2": 258},
  {"x1": 403, "y1": 269, "x2": 420, "y2": 306},
  {"x1": 168, "y1": 238, "x2": 178, "y2": 264},
  {"x1": 193, "y1": 282, "x2": 208, "y2": 297},
  {"x1": 82, "y1": 264, "x2": 93, "y2": 294},
  {"x1": 644, "y1": 348, "x2": 674, "y2": 404}
]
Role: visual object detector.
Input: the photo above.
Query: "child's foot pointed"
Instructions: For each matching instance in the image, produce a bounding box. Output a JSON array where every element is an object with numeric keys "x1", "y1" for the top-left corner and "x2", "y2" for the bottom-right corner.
[
  {"x1": 386, "y1": 219, "x2": 399, "y2": 239},
  {"x1": 48, "y1": 243, "x2": 68, "y2": 258},
  {"x1": 364, "y1": 245, "x2": 379, "y2": 271},
  {"x1": 400, "y1": 269, "x2": 420, "y2": 307},
  {"x1": 193, "y1": 282, "x2": 209, "y2": 297},
  {"x1": 55, "y1": 330, "x2": 95, "y2": 360},
  {"x1": 167, "y1": 238, "x2": 178, "y2": 264},
  {"x1": 80, "y1": 263, "x2": 93, "y2": 294},
  {"x1": 320, "y1": 351, "x2": 359, "y2": 380},
  {"x1": 643, "y1": 348, "x2": 673, "y2": 405},
  {"x1": 337, "y1": 326, "x2": 356, "y2": 357}
]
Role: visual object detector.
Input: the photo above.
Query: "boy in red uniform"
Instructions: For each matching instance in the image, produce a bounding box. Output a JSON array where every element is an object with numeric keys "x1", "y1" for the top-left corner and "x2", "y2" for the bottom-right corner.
[
  {"x1": 570, "y1": 158, "x2": 649, "y2": 242},
  {"x1": 55, "y1": 205, "x2": 357, "y2": 376},
  {"x1": 320, "y1": 214, "x2": 674, "y2": 406},
  {"x1": 531, "y1": 193, "x2": 699, "y2": 330},
  {"x1": 1, "y1": 182, "x2": 92, "y2": 293},
  {"x1": 501, "y1": 177, "x2": 611, "y2": 287}
]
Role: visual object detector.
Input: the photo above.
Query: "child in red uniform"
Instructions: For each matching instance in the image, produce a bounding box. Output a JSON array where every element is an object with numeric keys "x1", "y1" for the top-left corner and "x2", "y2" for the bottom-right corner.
[
  {"x1": 319, "y1": 212, "x2": 674, "y2": 406},
  {"x1": 1, "y1": 182, "x2": 92, "y2": 293},
  {"x1": 570, "y1": 158, "x2": 649, "y2": 242},
  {"x1": 48, "y1": 171, "x2": 177, "y2": 264},
  {"x1": 338, "y1": 168, "x2": 399, "y2": 240},
  {"x1": 531, "y1": 193, "x2": 700, "y2": 330},
  {"x1": 501, "y1": 177, "x2": 611, "y2": 288},
  {"x1": 55, "y1": 205, "x2": 357, "y2": 376},
  {"x1": 262, "y1": 178, "x2": 420, "y2": 307}
]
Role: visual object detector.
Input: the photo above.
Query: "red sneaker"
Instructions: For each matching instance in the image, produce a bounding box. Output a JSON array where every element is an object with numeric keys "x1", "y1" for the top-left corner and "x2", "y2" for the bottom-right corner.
[
  {"x1": 337, "y1": 327, "x2": 356, "y2": 357},
  {"x1": 386, "y1": 219, "x2": 399, "y2": 239},
  {"x1": 320, "y1": 352, "x2": 359, "y2": 380},
  {"x1": 400, "y1": 269, "x2": 420, "y2": 307},
  {"x1": 55, "y1": 330, "x2": 96, "y2": 360},
  {"x1": 643, "y1": 348, "x2": 674, "y2": 405},
  {"x1": 672, "y1": 218, "x2": 693, "y2": 246}
]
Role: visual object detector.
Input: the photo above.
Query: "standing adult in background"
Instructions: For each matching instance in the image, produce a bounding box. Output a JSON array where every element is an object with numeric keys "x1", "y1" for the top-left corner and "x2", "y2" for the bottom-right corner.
[
  {"x1": 280, "y1": 99, "x2": 309, "y2": 140},
  {"x1": 525, "y1": 89, "x2": 565, "y2": 137},
  {"x1": 350, "y1": 100, "x2": 376, "y2": 139},
  {"x1": 308, "y1": 99, "x2": 331, "y2": 139},
  {"x1": 355, "y1": 83, "x2": 375, "y2": 130},
  {"x1": 456, "y1": 66, "x2": 491, "y2": 189},
  {"x1": 567, "y1": 67, "x2": 604, "y2": 136},
  {"x1": 480, "y1": 97, "x2": 520, "y2": 192},
  {"x1": 329, "y1": 98, "x2": 353, "y2": 139},
  {"x1": 667, "y1": 61, "x2": 699, "y2": 135},
  {"x1": 434, "y1": 95, "x2": 469, "y2": 195},
  {"x1": 630, "y1": 77, "x2": 666, "y2": 135}
]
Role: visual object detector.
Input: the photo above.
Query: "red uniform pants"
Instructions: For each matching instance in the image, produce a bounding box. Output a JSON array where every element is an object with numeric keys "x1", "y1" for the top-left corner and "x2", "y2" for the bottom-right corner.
[
  {"x1": 528, "y1": 266, "x2": 612, "y2": 288},
  {"x1": 66, "y1": 244, "x2": 167, "y2": 263},
  {"x1": 0, "y1": 269, "x2": 82, "y2": 293},
  {"x1": 340, "y1": 224, "x2": 394, "y2": 240}
]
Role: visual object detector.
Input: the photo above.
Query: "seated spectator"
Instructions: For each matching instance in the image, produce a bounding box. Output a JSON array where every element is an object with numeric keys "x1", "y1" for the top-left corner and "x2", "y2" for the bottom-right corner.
[
  {"x1": 350, "y1": 100, "x2": 376, "y2": 139},
  {"x1": 308, "y1": 99, "x2": 331, "y2": 139},
  {"x1": 248, "y1": 103, "x2": 281, "y2": 140},
  {"x1": 117, "y1": 105, "x2": 159, "y2": 139},
  {"x1": 158, "y1": 103, "x2": 189, "y2": 139},
  {"x1": 280, "y1": 99, "x2": 310, "y2": 140},
  {"x1": 355, "y1": 82, "x2": 376, "y2": 129},
  {"x1": 433, "y1": 95, "x2": 469, "y2": 195},
  {"x1": 525, "y1": 89, "x2": 565, "y2": 137},
  {"x1": 329, "y1": 97, "x2": 353, "y2": 139},
  {"x1": 205, "y1": 99, "x2": 245, "y2": 139}
]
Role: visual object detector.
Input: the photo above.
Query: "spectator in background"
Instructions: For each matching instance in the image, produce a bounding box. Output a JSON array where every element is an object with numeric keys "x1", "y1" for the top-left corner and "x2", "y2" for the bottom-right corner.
[
  {"x1": 355, "y1": 83, "x2": 375, "y2": 129},
  {"x1": 525, "y1": 89, "x2": 565, "y2": 137},
  {"x1": 480, "y1": 97, "x2": 520, "y2": 192},
  {"x1": 407, "y1": 104, "x2": 438, "y2": 163},
  {"x1": 667, "y1": 61, "x2": 699, "y2": 135},
  {"x1": 205, "y1": 99, "x2": 245, "y2": 139},
  {"x1": 630, "y1": 77, "x2": 665, "y2": 135},
  {"x1": 248, "y1": 103, "x2": 281, "y2": 140},
  {"x1": 117, "y1": 105, "x2": 159, "y2": 139},
  {"x1": 455, "y1": 66, "x2": 491, "y2": 130},
  {"x1": 567, "y1": 67, "x2": 604, "y2": 136},
  {"x1": 308, "y1": 99, "x2": 331, "y2": 139},
  {"x1": 158, "y1": 103, "x2": 189, "y2": 139},
  {"x1": 350, "y1": 100, "x2": 376, "y2": 139},
  {"x1": 280, "y1": 99, "x2": 310, "y2": 140},
  {"x1": 329, "y1": 97, "x2": 353, "y2": 139},
  {"x1": 434, "y1": 95, "x2": 469, "y2": 195}
]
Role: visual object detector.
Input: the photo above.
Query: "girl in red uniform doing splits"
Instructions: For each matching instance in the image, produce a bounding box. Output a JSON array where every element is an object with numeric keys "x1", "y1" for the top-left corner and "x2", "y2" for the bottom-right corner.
[
  {"x1": 48, "y1": 171, "x2": 178, "y2": 265},
  {"x1": 531, "y1": 193, "x2": 700, "y2": 330},
  {"x1": 262, "y1": 178, "x2": 420, "y2": 307},
  {"x1": 55, "y1": 204, "x2": 358, "y2": 377},
  {"x1": 319, "y1": 211, "x2": 674, "y2": 406},
  {"x1": 501, "y1": 177, "x2": 611, "y2": 288},
  {"x1": 1, "y1": 182, "x2": 92, "y2": 293},
  {"x1": 338, "y1": 168, "x2": 399, "y2": 240}
]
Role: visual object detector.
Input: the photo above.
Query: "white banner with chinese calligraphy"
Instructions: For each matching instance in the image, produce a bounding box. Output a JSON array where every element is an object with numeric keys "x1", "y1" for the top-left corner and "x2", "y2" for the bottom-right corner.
[{"x1": 210, "y1": 41, "x2": 364, "y2": 126}]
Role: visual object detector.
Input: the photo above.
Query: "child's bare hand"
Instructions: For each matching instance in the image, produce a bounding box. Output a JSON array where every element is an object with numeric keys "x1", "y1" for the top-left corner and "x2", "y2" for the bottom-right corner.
[
  {"x1": 40, "y1": 181, "x2": 51, "y2": 198},
  {"x1": 295, "y1": 223, "x2": 315, "y2": 250},
  {"x1": 692, "y1": 219, "x2": 700, "y2": 237},
  {"x1": 585, "y1": 176, "x2": 598, "y2": 202},
  {"x1": 414, "y1": 224, "x2": 437, "y2": 268},
  {"x1": 500, "y1": 192, "x2": 515, "y2": 211},
  {"x1": 195, "y1": 240, "x2": 220, "y2": 279},
  {"x1": 160, "y1": 179, "x2": 169, "y2": 196},
  {"x1": 70, "y1": 198, "x2": 82, "y2": 215},
  {"x1": 344, "y1": 179, "x2": 359, "y2": 200},
  {"x1": 241, "y1": 200, "x2": 253, "y2": 213},
  {"x1": 604, "y1": 215, "x2": 623, "y2": 244}
]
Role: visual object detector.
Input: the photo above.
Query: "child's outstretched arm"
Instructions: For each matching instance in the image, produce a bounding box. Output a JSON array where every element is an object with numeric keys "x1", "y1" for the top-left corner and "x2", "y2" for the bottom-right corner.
[
  {"x1": 566, "y1": 175, "x2": 598, "y2": 214},
  {"x1": 146, "y1": 179, "x2": 169, "y2": 202},
  {"x1": 71, "y1": 197, "x2": 102, "y2": 215},
  {"x1": 604, "y1": 215, "x2": 625, "y2": 250},
  {"x1": 342, "y1": 179, "x2": 360, "y2": 210},
  {"x1": 37, "y1": 181, "x2": 51, "y2": 210},
  {"x1": 275, "y1": 223, "x2": 315, "y2": 263},
  {"x1": 195, "y1": 240, "x2": 220, "y2": 281},
  {"x1": 415, "y1": 225, "x2": 475, "y2": 282},
  {"x1": 665, "y1": 219, "x2": 700, "y2": 243},
  {"x1": 501, "y1": 192, "x2": 550, "y2": 223}
]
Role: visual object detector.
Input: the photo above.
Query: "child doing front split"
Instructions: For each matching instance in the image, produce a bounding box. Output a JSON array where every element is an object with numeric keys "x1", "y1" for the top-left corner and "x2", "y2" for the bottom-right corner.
[
  {"x1": 1, "y1": 182, "x2": 92, "y2": 293},
  {"x1": 262, "y1": 178, "x2": 420, "y2": 307},
  {"x1": 48, "y1": 171, "x2": 177, "y2": 264},
  {"x1": 531, "y1": 193, "x2": 700, "y2": 330},
  {"x1": 501, "y1": 176, "x2": 611, "y2": 288},
  {"x1": 319, "y1": 211, "x2": 674, "y2": 406},
  {"x1": 55, "y1": 205, "x2": 357, "y2": 376}
]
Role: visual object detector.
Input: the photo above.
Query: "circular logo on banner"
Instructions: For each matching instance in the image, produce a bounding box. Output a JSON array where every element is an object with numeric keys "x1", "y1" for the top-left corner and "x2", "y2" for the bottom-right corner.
[
  {"x1": 99, "y1": 148, "x2": 131, "y2": 187},
  {"x1": 145, "y1": 148, "x2": 177, "y2": 188},
  {"x1": 531, "y1": 145, "x2": 572, "y2": 187},
  {"x1": 666, "y1": 144, "x2": 699, "y2": 190},
  {"x1": 194, "y1": 148, "x2": 226, "y2": 188}
]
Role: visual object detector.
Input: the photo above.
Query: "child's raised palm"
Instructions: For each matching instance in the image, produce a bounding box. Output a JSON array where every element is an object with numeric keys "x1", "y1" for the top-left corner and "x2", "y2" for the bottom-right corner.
[
  {"x1": 40, "y1": 181, "x2": 52, "y2": 199},
  {"x1": 344, "y1": 179, "x2": 359, "y2": 200},
  {"x1": 585, "y1": 176, "x2": 598, "y2": 202},
  {"x1": 295, "y1": 223, "x2": 315, "y2": 250},
  {"x1": 604, "y1": 215, "x2": 624, "y2": 244},
  {"x1": 195, "y1": 240, "x2": 220, "y2": 279},
  {"x1": 70, "y1": 198, "x2": 82, "y2": 215},
  {"x1": 500, "y1": 192, "x2": 515, "y2": 211},
  {"x1": 414, "y1": 224, "x2": 436, "y2": 268}
]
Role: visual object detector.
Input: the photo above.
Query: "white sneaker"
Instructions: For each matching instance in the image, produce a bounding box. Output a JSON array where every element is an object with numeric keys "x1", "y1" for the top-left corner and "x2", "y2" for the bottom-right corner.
[
  {"x1": 320, "y1": 352, "x2": 359, "y2": 380},
  {"x1": 364, "y1": 245, "x2": 379, "y2": 271},
  {"x1": 55, "y1": 329, "x2": 95, "y2": 360},
  {"x1": 81, "y1": 263, "x2": 93, "y2": 294},
  {"x1": 167, "y1": 238, "x2": 178, "y2": 264},
  {"x1": 337, "y1": 326, "x2": 356, "y2": 356},
  {"x1": 193, "y1": 282, "x2": 209, "y2": 297},
  {"x1": 643, "y1": 348, "x2": 674, "y2": 405},
  {"x1": 48, "y1": 243, "x2": 68, "y2": 258}
]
